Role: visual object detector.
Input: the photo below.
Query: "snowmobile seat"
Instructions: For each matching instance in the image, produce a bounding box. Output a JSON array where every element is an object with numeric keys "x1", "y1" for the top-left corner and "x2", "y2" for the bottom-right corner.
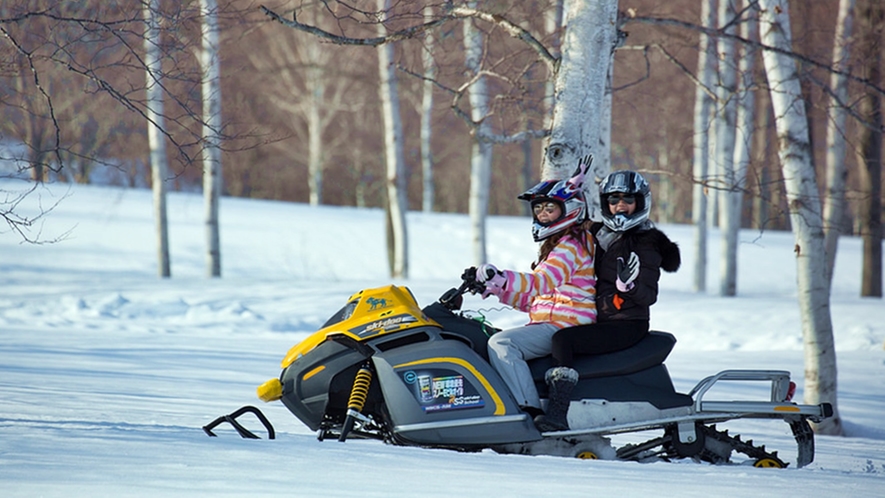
[
  {"x1": 529, "y1": 331, "x2": 692, "y2": 409},
  {"x1": 529, "y1": 330, "x2": 676, "y2": 381}
]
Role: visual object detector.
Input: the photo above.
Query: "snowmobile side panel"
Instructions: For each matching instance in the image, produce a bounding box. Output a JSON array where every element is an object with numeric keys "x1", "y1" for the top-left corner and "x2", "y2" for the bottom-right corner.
[
  {"x1": 567, "y1": 400, "x2": 693, "y2": 431},
  {"x1": 569, "y1": 365, "x2": 692, "y2": 409},
  {"x1": 279, "y1": 339, "x2": 367, "y2": 431},
  {"x1": 372, "y1": 340, "x2": 541, "y2": 445}
]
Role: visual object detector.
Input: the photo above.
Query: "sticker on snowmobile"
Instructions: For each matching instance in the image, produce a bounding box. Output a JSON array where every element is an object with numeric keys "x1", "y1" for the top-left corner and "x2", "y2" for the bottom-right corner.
[
  {"x1": 401, "y1": 369, "x2": 485, "y2": 412},
  {"x1": 350, "y1": 313, "x2": 419, "y2": 337},
  {"x1": 366, "y1": 297, "x2": 391, "y2": 310}
]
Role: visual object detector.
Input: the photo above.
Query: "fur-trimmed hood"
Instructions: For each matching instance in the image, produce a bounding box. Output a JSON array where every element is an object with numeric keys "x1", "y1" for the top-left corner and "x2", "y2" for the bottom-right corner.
[{"x1": 643, "y1": 228, "x2": 681, "y2": 273}]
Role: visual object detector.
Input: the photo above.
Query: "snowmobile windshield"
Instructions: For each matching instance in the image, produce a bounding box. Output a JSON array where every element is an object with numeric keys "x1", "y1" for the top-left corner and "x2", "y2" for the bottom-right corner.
[{"x1": 321, "y1": 300, "x2": 358, "y2": 329}]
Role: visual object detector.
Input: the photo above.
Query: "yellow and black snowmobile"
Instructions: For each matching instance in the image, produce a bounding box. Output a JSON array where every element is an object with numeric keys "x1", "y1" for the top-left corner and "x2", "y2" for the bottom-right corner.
[{"x1": 205, "y1": 270, "x2": 832, "y2": 467}]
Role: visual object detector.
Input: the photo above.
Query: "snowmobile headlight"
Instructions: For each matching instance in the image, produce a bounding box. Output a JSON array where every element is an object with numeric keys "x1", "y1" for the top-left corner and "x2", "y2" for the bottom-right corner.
[{"x1": 257, "y1": 378, "x2": 283, "y2": 402}]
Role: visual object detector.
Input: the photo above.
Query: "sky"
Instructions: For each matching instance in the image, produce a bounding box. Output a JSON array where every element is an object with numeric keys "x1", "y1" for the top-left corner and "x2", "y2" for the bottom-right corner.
[{"x1": 1, "y1": 179, "x2": 884, "y2": 497}]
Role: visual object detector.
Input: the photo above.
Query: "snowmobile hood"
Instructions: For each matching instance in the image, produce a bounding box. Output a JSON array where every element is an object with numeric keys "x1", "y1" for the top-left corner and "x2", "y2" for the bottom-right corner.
[{"x1": 281, "y1": 285, "x2": 442, "y2": 368}]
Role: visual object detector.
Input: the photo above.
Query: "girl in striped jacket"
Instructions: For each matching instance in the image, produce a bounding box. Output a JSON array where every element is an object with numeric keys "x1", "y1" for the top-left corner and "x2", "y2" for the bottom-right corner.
[{"x1": 473, "y1": 155, "x2": 596, "y2": 419}]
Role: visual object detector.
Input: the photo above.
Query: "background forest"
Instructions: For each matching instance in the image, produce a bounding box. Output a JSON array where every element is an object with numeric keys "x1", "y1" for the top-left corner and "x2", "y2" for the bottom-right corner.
[{"x1": 2, "y1": 0, "x2": 881, "y2": 233}]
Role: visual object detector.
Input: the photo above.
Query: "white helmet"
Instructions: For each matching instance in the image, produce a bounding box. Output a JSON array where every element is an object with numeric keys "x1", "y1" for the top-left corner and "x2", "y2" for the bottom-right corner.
[{"x1": 599, "y1": 170, "x2": 651, "y2": 232}]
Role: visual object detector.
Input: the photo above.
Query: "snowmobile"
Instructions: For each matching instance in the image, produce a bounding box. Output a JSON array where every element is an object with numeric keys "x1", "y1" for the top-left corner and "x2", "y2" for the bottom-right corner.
[{"x1": 204, "y1": 270, "x2": 832, "y2": 468}]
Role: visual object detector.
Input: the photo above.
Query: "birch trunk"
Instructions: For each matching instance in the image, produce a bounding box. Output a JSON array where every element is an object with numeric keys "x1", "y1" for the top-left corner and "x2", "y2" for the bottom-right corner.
[
  {"x1": 525, "y1": 0, "x2": 564, "y2": 217},
  {"x1": 594, "y1": 50, "x2": 614, "y2": 220},
  {"x1": 857, "y1": 0, "x2": 883, "y2": 298},
  {"x1": 692, "y1": 0, "x2": 717, "y2": 292},
  {"x1": 201, "y1": 0, "x2": 222, "y2": 278},
  {"x1": 716, "y1": 0, "x2": 739, "y2": 296},
  {"x1": 723, "y1": 0, "x2": 757, "y2": 296},
  {"x1": 823, "y1": 0, "x2": 857, "y2": 283},
  {"x1": 541, "y1": 0, "x2": 618, "y2": 208},
  {"x1": 377, "y1": 0, "x2": 408, "y2": 278},
  {"x1": 307, "y1": 37, "x2": 324, "y2": 206},
  {"x1": 144, "y1": 0, "x2": 170, "y2": 278},
  {"x1": 421, "y1": 4, "x2": 435, "y2": 213},
  {"x1": 758, "y1": 0, "x2": 842, "y2": 435},
  {"x1": 463, "y1": 4, "x2": 493, "y2": 265}
]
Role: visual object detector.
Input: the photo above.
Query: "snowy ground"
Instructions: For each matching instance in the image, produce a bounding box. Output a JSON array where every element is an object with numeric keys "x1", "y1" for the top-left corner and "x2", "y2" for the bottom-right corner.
[{"x1": 1, "y1": 179, "x2": 884, "y2": 497}]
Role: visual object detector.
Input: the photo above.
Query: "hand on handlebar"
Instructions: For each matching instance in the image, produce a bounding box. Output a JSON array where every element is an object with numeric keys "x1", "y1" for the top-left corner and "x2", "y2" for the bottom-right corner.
[{"x1": 475, "y1": 264, "x2": 506, "y2": 299}]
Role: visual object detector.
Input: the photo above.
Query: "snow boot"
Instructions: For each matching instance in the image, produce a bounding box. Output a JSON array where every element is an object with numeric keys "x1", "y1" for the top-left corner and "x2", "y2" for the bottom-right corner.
[{"x1": 533, "y1": 366, "x2": 579, "y2": 432}]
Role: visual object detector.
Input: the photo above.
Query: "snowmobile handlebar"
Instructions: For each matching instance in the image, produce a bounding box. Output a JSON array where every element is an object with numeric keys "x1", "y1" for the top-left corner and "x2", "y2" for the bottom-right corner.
[{"x1": 438, "y1": 267, "x2": 487, "y2": 311}]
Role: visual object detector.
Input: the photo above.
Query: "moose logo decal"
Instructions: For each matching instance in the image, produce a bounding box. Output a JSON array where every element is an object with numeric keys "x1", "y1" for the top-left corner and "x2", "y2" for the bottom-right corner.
[{"x1": 366, "y1": 297, "x2": 389, "y2": 310}]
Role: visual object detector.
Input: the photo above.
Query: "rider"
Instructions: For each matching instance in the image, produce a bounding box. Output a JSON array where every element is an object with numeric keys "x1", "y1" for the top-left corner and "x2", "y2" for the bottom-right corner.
[
  {"x1": 472, "y1": 155, "x2": 596, "y2": 420},
  {"x1": 532, "y1": 169, "x2": 681, "y2": 432}
]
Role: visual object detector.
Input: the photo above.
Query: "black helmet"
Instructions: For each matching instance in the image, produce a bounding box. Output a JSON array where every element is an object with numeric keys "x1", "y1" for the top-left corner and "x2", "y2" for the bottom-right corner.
[{"x1": 599, "y1": 170, "x2": 651, "y2": 232}]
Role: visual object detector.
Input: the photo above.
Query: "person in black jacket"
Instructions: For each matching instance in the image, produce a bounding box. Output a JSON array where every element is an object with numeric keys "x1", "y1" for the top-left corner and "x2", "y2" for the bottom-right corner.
[{"x1": 533, "y1": 170, "x2": 681, "y2": 432}]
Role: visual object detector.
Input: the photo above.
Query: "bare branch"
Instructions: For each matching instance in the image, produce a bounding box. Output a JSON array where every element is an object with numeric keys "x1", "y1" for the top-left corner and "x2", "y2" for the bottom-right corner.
[
  {"x1": 259, "y1": 5, "x2": 450, "y2": 46},
  {"x1": 449, "y1": 6, "x2": 557, "y2": 73},
  {"x1": 625, "y1": 14, "x2": 885, "y2": 98},
  {"x1": 260, "y1": 4, "x2": 557, "y2": 73},
  {"x1": 0, "y1": 26, "x2": 64, "y2": 172}
]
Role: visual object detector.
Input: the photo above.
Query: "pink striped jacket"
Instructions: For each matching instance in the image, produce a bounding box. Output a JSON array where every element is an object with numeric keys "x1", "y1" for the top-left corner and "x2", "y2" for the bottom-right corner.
[{"x1": 496, "y1": 231, "x2": 597, "y2": 328}]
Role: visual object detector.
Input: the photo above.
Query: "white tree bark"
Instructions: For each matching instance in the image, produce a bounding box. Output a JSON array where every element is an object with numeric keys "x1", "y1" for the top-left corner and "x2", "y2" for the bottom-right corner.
[
  {"x1": 721, "y1": 0, "x2": 758, "y2": 296},
  {"x1": 377, "y1": 0, "x2": 408, "y2": 278},
  {"x1": 823, "y1": 0, "x2": 857, "y2": 283},
  {"x1": 692, "y1": 0, "x2": 718, "y2": 292},
  {"x1": 541, "y1": 0, "x2": 618, "y2": 218},
  {"x1": 758, "y1": 0, "x2": 842, "y2": 435},
  {"x1": 593, "y1": 46, "x2": 615, "y2": 220},
  {"x1": 421, "y1": 4, "x2": 435, "y2": 213},
  {"x1": 306, "y1": 35, "x2": 325, "y2": 206},
  {"x1": 144, "y1": 0, "x2": 170, "y2": 278},
  {"x1": 543, "y1": 0, "x2": 565, "y2": 131},
  {"x1": 716, "y1": 0, "x2": 740, "y2": 296},
  {"x1": 463, "y1": 4, "x2": 493, "y2": 265},
  {"x1": 245, "y1": 8, "x2": 353, "y2": 207},
  {"x1": 200, "y1": 0, "x2": 222, "y2": 278}
]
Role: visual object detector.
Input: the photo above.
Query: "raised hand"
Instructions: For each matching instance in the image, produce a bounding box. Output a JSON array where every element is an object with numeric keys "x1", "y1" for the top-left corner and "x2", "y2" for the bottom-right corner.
[{"x1": 616, "y1": 252, "x2": 640, "y2": 292}]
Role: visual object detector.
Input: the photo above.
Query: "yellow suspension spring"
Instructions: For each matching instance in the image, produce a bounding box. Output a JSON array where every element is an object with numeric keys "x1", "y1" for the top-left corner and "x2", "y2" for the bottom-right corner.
[{"x1": 346, "y1": 366, "x2": 373, "y2": 413}]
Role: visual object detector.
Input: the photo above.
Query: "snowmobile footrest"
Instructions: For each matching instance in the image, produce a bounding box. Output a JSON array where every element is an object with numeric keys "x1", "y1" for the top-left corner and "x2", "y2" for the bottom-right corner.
[{"x1": 203, "y1": 405, "x2": 276, "y2": 439}]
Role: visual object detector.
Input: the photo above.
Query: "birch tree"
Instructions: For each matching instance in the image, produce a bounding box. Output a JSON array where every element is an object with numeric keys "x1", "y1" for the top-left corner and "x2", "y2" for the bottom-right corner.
[
  {"x1": 758, "y1": 0, "x2": 842, "y2": 435},
  {"x1": 245, "y1": 7, "x2": 355, "y2": 207},
  {"x1": 715, "y1": 0, "x2": 740, "y2": 296},
  {"x1": 462, "y1": 4, "x2": 494, "y2": 265},
  {"x1": 822, "y1": 0, "x2": 856, "y2": 283},
  {"x1": 377, "y1": 0, "x2": 408, "y2": 279},
  {"x1": 722, "y1": 0, "x2": 758, "y2": 296},
  {"x1": 540, "y1": 0, "x2": 619, "y2": 211},
  {"x1": 201, "y1": 0, "x2": 222, "y2": 278},
  {"x1": 856, "y1": 0, "x2": 883, "y2": 298},
  {"x1": 421, "y1": 4, "x2": 436, "y2": 213},
  {"x1": 692, "y1": 0, "x2": 718, "y2": 292},
  {"x1": 144, "y1": 0, "x2": 171, "y2": 278},
  {"x1": 595, "y1": 17, "x2": 618, "y2": 219}
]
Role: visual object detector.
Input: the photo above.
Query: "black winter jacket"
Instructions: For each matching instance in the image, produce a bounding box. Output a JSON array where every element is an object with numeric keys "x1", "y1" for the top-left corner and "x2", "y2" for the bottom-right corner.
[{"x1": 590, "y1": 222, "x2": 681, "y2": 322}]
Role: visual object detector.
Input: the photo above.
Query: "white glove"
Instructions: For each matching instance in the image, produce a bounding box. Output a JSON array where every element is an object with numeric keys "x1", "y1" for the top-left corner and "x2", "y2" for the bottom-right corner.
[
  {"x1": 476, "y1": 264, "x2": 507, "y2": 299},
  {"x1": 616, "y1": 252, "x2": 639, "y2": 292}
]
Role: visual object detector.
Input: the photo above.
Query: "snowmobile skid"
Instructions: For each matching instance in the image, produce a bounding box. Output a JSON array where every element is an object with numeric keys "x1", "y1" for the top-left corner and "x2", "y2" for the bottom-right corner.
[
  {"x1": 210, "y1": 271, "x2": 831, "y2": 468},
  {"x1": 203, "y1": 405, "x2": 275, "y2": 440}
]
